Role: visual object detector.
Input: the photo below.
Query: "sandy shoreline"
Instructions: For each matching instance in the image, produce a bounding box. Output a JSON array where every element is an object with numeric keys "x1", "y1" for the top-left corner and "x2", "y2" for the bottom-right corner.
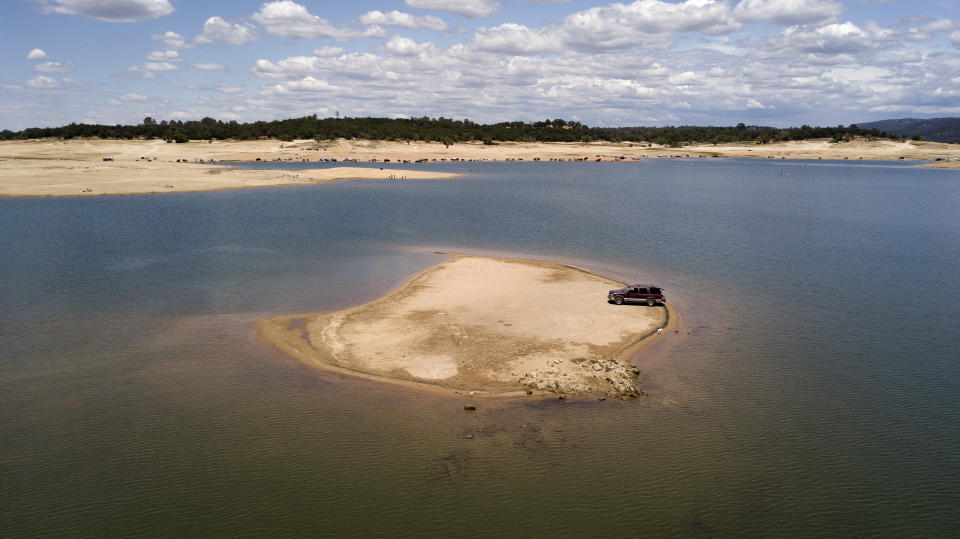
[
  {"x1": 0, "y1": 137, "x2": 461, "y2": 197},
  {"x1": 256, "y1": 254, "x2": 674, "y2": 399},
  {"x1": 2, "y1": 137, "x2": 957, "y2": 197}
]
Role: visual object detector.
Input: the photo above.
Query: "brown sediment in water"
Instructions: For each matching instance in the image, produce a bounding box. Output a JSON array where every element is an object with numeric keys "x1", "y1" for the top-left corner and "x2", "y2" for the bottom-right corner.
[{"x1": 256, "y1": 254, "x2": 675, "y2": 399}]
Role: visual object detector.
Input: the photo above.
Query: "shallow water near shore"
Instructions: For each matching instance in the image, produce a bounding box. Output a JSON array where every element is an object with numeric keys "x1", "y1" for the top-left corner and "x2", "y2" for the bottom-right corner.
[{"x1": 2, "y1": 159, "x2": 959, "y2": 535}]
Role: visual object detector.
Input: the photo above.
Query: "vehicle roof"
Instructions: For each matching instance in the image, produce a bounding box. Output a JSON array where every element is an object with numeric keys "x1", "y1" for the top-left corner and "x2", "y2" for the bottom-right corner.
[{"x1": 629, "y1": 284, "x2": 661, "y2": 288}]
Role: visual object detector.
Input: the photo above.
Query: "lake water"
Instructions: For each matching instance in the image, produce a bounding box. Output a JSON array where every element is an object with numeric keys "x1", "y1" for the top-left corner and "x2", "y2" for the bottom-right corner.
[{"x1": 2, "y1": 159, "x2": 959, "y2": 536}]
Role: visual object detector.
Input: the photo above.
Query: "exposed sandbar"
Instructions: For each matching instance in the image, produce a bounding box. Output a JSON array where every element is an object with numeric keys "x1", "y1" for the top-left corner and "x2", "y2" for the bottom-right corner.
[
  {"x1": 679, "y1": 139, "x2": 960, "y2": 166},
  {"x1": 0, "y1": 138, "x2": 459, "y2": 197},
  {"x1": 256, "y1": 255, "x2": 673, "y2": 398},
  {"x1": 7, "y1": 136, "x2": 953, "y2": 196}
]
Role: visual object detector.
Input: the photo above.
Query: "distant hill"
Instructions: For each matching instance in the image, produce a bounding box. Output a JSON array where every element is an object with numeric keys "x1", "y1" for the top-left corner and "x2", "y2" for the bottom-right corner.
[{"x1": 858, "y1": 117, "x2": 960, "y2": 143}]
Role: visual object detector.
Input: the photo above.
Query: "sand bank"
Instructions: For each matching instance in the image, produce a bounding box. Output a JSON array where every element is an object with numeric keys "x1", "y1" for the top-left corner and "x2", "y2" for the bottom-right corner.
[
  {"x1": 4, "y1": 137, "x2": 956, "y2": 196},
  {"x1": 5, "y1": 136, "x2": 957, "y2": 163},
  {"x1": 0, "y1": 138, "x2": 459, "y2": 196},
  {"x1": 256, "y1": 255, "x2": 673, "y2": 399},
  {"x1": 680, "y1": 139, "x2": 960, "y2": 166}
]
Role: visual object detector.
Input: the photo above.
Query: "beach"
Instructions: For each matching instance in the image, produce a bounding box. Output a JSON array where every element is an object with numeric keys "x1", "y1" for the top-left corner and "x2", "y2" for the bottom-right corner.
[
  {"x1": 0, "y1": 138, "x2": 460, "y2": 196},
  {"x1": 682, "y1": 138, "x2": 960, "y2": 167},
  {"x1": 2, "y1": 137, "x2": 957, "y2": 196},
  {"x1": 256, "y1": 254, "x2": 674, "y2": 399}
]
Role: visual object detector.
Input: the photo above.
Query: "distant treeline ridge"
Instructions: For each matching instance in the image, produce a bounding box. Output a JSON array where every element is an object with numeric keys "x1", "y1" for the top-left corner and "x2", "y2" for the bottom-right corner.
[
  {"x1": 857, "y1": 117, "x2": 960, "y2": 144},
  {"x1": 1, "y1": 115, "x2": 906, "y2": 146}
]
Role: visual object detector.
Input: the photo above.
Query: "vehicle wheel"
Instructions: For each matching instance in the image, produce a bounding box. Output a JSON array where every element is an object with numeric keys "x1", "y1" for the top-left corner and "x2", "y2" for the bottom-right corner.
[
  {"x1": 646, "y1": 298, "x2": 656, "y2": 306},
  {"x1": 614, "y1": 296, "x2": 624, "y2": 305}
]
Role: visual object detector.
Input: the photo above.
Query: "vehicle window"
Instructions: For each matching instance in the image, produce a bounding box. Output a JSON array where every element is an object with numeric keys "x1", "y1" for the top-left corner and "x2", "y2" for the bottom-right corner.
[
  {"x1": 630, "y1": 288, "x2": 638, "y2": 294},
  {"x1": 637, "y1": 288, "x2": 647, "y2": 294},
  {"x1": 650, "y1": 287, "x2": 660, "y2": 294}
]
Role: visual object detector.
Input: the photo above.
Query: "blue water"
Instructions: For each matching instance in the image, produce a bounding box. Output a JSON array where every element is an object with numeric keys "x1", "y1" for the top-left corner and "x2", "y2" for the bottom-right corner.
[{"x1": 1, "y1": 159, "x2": 959, "y2": 536}]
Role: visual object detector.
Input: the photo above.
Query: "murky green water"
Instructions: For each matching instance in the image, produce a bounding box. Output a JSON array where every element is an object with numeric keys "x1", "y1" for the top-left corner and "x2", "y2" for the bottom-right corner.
[{"x1": 2, "y1": 160, "x2": 959, "y2": 535}]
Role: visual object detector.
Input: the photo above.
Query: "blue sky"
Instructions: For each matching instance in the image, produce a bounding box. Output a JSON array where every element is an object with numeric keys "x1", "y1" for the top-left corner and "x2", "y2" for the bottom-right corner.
[{"x1": 2, "y1": 0, "x2": 958, "y2": 130}]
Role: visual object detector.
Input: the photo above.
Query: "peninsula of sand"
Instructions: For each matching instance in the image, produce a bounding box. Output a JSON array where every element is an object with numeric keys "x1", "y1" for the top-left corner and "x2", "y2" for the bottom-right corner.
[
  {"x1": 2, "y1": 136, "x2": 958, "y2": 196},
  {"x1": 257, "y1": 255, "x2": 673, "y2": 399},
  {"x1": 0, "y1": 138, "x2": 461, "y2": 197}
]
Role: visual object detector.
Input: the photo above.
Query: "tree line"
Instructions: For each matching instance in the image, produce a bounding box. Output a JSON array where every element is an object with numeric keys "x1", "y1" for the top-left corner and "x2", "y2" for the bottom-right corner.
[{"x1": 0, "y1": 115, "x2": 900, "y2": 145}]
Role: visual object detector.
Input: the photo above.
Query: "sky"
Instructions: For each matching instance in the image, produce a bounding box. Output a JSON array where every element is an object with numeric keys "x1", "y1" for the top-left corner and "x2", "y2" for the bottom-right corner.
[{"x1": 1, "y1": 0, "x2": 959, "y2": 130}]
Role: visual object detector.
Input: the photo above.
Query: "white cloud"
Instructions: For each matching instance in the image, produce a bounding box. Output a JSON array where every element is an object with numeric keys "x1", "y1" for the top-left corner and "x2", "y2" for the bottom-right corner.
[
  {"x1": 920, "y1": 19, "x2": 953, "y2": 33},
  {"x1": 194, "y1": 63, "x2": 227, "y2": 71},
  {"x1": 359, "y1": 10, "x2": 447, "y2": 31},
  {"x1": 734, "y1": 0, "x2": 844, "y2": 26},
  {"x1": 6, "y1": 0, "x2": 957, "y2": 129},
  {"x1": 195, "y1": 16, "x2": 258, "y2": 45},
  {"x1": 33, "y1": 61, "x2": 75, "y2": 73},
  {"x1": 559, "y1": 0, "x2": 741, "y2": 52},
  {"x1": 753, "y1": 21, "x2": 875, "y2": 59},
  {"x1": 146, "y1": 50, "x2": 180, "y2": 62},
  {"x1": 822, "y1": 66, "x2": 892, "y2": 83},
  {"x1": 888, "y1": 18, "x2": 956, "y2": 42},
  {"x1": 783, "y1": 21, "x2": 872, "y2": 53},
  {"x1": 240, "y1": 20, "x2": 959, "y2": 128},
  {"x1": 25, "y1": 75, "x2": 61, "y2": 89},
  {"x1": 405, "y1": 0, "x2": 501, "y2": 18},
  {"x1": 252, "y1": 56, "x2": 325, "y2": 80},
  {"x1": 43, "y1": 0, "x2": 173, "y2": 22},
  {"x1": 471, "y1": 24, "x2": 559, "y2": 55},
  {"x1": 574, "y1": 0, "x2": 740, "y2": 34},
  {"x1": 262, "y1": 76, "x2": 340, "y2": 96},
  {"x1": 252, "y1": 1, "x2": 378, "y2": 40},
  {"x1": 27, "y1": 48, "x2": 49, "y2": 60},
  {"x1": 385, "y1": 36, "x2": 437, "y2": 56},
  {"x1": 128, "y1": 61, "x2": 179, "y2": 78},
  {"x1": 121, "y1": 93, "x2": 147, "y2": 101},
  {"x1": 668, "y1": 71, "x2": 698, "y2": 85},
  {"x1": 249, "y1": 46, "x2": 679, "y2": 123},
  {"x1": 153, "y1": 31, "x2": 190, "y2": 49}
]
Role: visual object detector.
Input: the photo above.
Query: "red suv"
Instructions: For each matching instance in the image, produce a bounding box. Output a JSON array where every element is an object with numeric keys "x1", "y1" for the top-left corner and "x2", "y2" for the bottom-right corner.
[{"x1": 608, "y1": 284, "x2": 665, "y2": 306}]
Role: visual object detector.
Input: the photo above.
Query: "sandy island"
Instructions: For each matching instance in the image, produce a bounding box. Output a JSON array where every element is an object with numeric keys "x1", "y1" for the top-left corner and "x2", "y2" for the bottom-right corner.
[
  {"x1": 256, "y1": 255, "x2": 674, "y2": 399},
  {"x1": 2, "y1": 137, "x2": 957, "y2": 196}
]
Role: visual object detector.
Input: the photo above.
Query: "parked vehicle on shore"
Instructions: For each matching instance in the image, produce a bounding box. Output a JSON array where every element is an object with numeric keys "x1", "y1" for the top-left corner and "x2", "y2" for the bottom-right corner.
[{"x1": 608, "y1": 284, "x2": 665, "y2": 306}]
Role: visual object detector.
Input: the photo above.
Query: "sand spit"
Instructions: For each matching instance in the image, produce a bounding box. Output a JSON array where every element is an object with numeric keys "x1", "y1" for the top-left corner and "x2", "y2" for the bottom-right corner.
[
  {"x1": 0, "y1": 138, "x2": 459, "y2": 197},
  {"x1": 256, "y1": 255, "x2": 672, "y2": 399}
]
